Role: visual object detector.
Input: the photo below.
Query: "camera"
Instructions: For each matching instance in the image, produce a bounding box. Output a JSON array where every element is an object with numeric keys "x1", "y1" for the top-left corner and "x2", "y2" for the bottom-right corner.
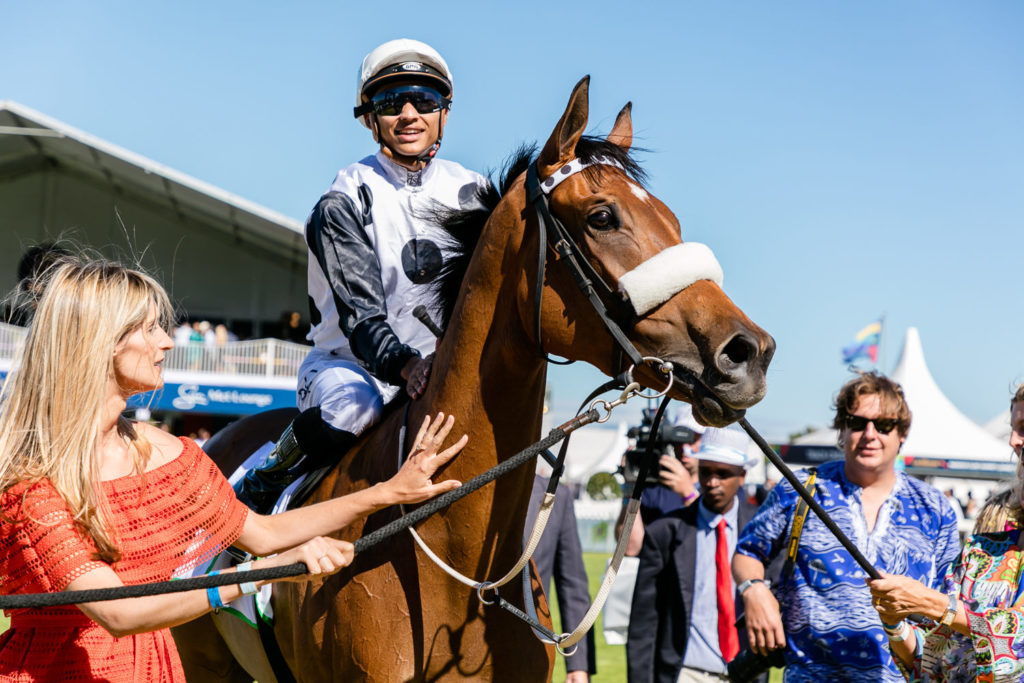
[
  {"x1": 618, "y1": 408, "x2": 698, "y2": 485},
  {"x1": 725, "y1": 613, "x2": 785, "y2": 682},
  {"x1": 726, "y1": 646, "x2": 785, "y2": 682}
]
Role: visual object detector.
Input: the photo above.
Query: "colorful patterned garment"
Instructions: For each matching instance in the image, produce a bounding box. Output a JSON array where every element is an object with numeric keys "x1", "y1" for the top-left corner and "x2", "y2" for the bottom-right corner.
[
  {"x1": 900, "y1": 527, "x2": 1024, "y2": 682},
  {"x1": 0, "y1": 437, "x2": 248, "y2": 682},
  {"x1": 736, "y1": 460, "x2": 960, "y2": 683}
]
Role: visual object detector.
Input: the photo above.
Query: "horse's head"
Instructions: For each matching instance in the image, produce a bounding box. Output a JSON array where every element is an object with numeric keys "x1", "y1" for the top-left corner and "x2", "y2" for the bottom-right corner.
[{"x1": 525, "y1": 77, "x2": 775, "y2": 426}]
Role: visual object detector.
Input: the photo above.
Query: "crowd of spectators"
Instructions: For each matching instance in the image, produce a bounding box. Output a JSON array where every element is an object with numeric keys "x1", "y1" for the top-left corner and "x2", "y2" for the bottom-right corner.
[{"x1": 173, "y1": 321, "x2": 238, "y2": 348}]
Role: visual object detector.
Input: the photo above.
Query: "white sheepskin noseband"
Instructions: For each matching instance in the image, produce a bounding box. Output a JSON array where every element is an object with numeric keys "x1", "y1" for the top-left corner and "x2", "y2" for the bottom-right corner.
[
  {"x1": 537, "y1": 156, "x2": 724, "y2": 316},
  {"x1": 617, "y1": 243, "x2": 723, "y2": 316}
]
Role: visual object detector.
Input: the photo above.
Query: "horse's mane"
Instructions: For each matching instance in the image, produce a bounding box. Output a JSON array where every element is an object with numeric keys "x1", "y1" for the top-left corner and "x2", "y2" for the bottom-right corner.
[{"x1": 429, "y1": 136, "x2": 646, "y2": 327}]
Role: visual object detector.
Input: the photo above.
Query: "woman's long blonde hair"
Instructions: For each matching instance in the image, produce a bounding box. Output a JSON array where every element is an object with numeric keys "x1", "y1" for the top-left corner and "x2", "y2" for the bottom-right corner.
[{"x1": 0, "y1": 258, "x2": 173, "y2": 561}]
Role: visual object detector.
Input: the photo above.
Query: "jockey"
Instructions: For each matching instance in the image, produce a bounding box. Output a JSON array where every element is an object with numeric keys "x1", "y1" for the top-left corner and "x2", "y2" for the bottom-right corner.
[{"x1": 236, "y1": 38, "x2": 487, "y2": 513}]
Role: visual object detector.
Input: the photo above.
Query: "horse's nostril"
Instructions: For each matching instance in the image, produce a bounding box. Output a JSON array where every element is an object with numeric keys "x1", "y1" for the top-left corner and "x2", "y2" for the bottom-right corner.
[{"x1": 720, "y1": 335, "x2": 754, "y2": 370}]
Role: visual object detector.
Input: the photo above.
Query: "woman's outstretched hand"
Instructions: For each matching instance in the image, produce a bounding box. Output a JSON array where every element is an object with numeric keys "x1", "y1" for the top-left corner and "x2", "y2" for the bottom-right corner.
[{"x1": 383, "y1": 412, "x2": 466, "y2": 505}]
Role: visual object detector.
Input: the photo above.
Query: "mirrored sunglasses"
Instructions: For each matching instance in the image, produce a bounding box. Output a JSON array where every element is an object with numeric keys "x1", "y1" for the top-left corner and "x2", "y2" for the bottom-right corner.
[
  {"x1": 369, "y1": 85, "x2": 448, "y2": 117},
  {"x1": 843, "y1": 414, "x2": 899, "y2": 434}
]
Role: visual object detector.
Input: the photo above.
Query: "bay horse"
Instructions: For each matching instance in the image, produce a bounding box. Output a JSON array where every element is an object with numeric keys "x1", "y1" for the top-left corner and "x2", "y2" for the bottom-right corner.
[{"x1": 172, "y1": 77, "x2": 775, "y2": 682}]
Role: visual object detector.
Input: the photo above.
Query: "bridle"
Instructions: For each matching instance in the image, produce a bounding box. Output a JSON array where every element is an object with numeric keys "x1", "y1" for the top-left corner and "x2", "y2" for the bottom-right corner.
[
  {"x1": 523, "y1": 155, "x2": 724, "y2": 378},
  {"x1": 393, "y1": 155, "x2": 735, "y2": 651}
]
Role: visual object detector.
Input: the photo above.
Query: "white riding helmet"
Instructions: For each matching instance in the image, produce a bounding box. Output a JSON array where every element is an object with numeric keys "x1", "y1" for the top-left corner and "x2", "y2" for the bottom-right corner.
[{"x1": 354, "y1": 38, "x2": 454, "y2": 129}]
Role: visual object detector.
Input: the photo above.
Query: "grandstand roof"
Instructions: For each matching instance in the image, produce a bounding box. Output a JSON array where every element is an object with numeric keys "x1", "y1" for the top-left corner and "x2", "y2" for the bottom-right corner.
[{"x1": 0, "y1": 100, "x2": 304, "y2": 259}]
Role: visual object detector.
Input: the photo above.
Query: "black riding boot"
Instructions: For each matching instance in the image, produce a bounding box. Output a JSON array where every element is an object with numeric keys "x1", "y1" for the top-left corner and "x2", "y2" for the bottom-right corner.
[
  {"x1": 234, "y1": 422, "x2": 306, "y2": 514},
  {"x1": 233, "y1": 408, "x2": 354, "y2": 515}
]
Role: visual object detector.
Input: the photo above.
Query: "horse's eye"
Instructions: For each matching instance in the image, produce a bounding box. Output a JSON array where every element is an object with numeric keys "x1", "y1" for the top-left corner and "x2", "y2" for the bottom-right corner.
[{"x1": 587, "y1": 208, "x2": 619, "y2": 231}]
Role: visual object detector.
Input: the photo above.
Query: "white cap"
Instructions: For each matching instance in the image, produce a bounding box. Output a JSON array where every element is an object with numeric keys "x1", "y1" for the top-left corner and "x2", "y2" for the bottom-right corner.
[
  {"x1": 673, "y1": 404, "x2": 706, "y2": 435},
  {"x1": 698, "y1": 426, "x2": 757, "y2": 469}
]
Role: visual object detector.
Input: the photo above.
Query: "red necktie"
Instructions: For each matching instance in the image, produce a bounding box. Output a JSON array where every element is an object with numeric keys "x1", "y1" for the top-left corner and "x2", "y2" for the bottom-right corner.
[{"x1": 716, "y1": 517, "x2": 740, "y2": 662}]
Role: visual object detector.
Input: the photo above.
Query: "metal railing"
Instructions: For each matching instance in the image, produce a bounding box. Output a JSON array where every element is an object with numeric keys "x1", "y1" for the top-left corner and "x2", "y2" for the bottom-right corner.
[
  {"x1": 164, "y1": 338, "x2": 309, "y2": 378},
  {"x1": 0, "y1": 323, "x2": 28, "y2": 372},
  {"x1": 0, "y1": 322, "x2": 309, "y2": 379}
]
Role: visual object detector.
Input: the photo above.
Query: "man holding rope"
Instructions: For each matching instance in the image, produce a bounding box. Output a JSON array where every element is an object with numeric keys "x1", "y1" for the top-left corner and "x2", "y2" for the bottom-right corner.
[{"x1": 732, "y1": 372, "x2": 959, "y2": 682}]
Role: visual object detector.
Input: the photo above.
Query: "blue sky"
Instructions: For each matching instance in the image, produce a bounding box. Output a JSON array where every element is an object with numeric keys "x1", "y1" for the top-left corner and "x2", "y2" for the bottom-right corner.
[{"x1": 3, "y1": 1, "x2": 1022, "y2": 440}]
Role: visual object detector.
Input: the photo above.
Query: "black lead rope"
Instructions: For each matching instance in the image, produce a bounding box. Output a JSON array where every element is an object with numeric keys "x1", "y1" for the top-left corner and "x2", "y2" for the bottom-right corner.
[
  {"x1": 0, "y1": 412, "x2": 601, "y2": 610},
  {"x1": 1, "y1": 159, "x2": 882, "y2": 613},
  {"x1": 0, "y1": 406, "x2": 883, "y2": 610},
  {"x1": 0, "y1": 564, "x2": 307, "y2": 610}
]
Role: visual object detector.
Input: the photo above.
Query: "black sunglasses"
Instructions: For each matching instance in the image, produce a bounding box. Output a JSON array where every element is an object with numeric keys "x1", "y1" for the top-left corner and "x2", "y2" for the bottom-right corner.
[
  {"x1": 365, "y1": 85, "x2": 449, "y2": 117},
  {"x1": 843, "y1": 413, "x2": 900, "y2": 435}
]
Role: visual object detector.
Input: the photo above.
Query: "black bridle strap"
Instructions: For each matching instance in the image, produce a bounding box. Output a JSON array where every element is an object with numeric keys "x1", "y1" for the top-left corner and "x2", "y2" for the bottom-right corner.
[
  {"x1": 526, "y1": 163, "x2": 571, "y2": 365},
  {"x1": 525, "y1": 162, "x2": 644, "y2": 370}
]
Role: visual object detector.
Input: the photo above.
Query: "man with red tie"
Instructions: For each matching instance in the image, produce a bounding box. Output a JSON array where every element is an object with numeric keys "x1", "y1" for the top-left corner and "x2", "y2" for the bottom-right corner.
[{"x1": 626, "y1": 427, "x2": 760, "y2": 683}]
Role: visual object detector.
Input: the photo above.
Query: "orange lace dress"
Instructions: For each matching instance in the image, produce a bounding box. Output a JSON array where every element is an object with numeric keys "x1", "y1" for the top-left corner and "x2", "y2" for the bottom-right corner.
[{"x1": 0, "y1": 437, "x2": 248, "y2": 682}]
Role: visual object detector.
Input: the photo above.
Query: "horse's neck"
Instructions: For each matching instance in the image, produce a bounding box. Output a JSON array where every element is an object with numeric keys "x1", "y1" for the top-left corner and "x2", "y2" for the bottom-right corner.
[
  {"x1": 432, "y1": 194, "x2": 545, "y2": 457},
  {"x1": 418, "y1": 196, "x2": 547, "y2": 559}
]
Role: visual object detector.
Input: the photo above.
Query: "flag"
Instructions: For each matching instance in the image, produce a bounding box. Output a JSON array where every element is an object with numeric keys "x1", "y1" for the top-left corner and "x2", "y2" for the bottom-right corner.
[{"x1": 841, "y1": 320, "x2": 882, "y2": 364}]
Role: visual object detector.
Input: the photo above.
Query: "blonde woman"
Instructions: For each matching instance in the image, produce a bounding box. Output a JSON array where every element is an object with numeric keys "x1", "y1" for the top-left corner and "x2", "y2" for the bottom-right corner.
[
  {"x1": 869, "y1": 384, "x2": 1024, "y2": 682},
  {"x1": 0, "y1": 258, "x2": 467, "y2": 682}
]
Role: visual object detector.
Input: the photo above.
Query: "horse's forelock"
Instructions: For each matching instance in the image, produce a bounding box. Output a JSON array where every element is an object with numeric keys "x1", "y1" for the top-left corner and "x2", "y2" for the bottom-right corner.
[{"x1": 574, "y1": 136, "x2": 648, "y2": 187}]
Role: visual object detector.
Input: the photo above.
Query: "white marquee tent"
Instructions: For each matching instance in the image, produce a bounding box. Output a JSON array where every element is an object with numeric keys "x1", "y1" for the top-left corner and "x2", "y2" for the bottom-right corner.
[
  {"x1": 893, "y1": 327, "x2": 1013, "y2": 473},
  {"x1": 985, "y1": 410, "x2": 1011, "y2": 442}
]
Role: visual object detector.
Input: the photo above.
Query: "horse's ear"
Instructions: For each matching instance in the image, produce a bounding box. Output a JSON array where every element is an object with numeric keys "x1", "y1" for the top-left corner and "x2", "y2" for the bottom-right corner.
[
  {"x1": 537, "y1": 76, "x2": 590, "y2": 178},
  {"x1": 607, "y1": 102, "x2": 633, "y2": 150}
]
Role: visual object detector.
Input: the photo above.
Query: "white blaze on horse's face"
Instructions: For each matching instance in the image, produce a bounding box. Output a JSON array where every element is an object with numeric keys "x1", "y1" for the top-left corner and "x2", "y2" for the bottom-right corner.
[
  {"x1": 538, "y1": 156, "x2": 724, "y2": 316},
  {"x1": 628, "y1": 183, "x2": 649, "y2": 202}
]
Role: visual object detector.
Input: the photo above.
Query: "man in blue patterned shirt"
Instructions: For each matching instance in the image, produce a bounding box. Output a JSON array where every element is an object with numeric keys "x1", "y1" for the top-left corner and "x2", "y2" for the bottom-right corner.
[{"x1": 733, "y1": 372, "x2": 960, "y2": 682}]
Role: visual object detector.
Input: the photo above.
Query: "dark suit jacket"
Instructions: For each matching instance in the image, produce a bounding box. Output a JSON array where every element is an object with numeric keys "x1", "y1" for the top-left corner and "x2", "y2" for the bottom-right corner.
[
  {"x1": 626, "y1": 495, "x2": 758, "y2": 683},
  {"x1": 526, "y1": 476, "x2": 595, "y2": 675}
]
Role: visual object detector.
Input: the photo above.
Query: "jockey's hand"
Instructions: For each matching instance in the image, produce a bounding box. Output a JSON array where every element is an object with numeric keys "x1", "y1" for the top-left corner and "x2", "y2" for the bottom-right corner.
[
  {"x1": 267, "y1": 536, "x2": 354, "y2": 582},
  {"x1": 384, "y1": 412, "x2": 466, "y2": 505},
  {"x1": 401, "y1": 355, "x2": 432, "y2": 399}
]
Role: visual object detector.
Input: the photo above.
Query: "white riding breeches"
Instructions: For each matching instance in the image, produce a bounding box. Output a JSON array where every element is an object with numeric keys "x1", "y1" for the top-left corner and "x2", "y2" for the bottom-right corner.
[{"x1": 296, "y1": 348, "x2": 401, "y2": 436}]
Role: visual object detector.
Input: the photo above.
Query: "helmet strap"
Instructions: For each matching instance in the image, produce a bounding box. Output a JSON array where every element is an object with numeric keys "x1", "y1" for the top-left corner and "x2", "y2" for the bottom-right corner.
[{"x1": 370, "y1": 109, "x2": 447, "y2": 172}]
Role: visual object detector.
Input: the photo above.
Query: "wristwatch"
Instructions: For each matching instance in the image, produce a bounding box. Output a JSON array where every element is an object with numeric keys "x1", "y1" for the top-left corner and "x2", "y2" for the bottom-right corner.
[
  {"x1": 737, "y1": 578, "x2": 767, "y2": 596},
  {"x1": 940, "y1": 592, "x2": 958, "y2": 626}
]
